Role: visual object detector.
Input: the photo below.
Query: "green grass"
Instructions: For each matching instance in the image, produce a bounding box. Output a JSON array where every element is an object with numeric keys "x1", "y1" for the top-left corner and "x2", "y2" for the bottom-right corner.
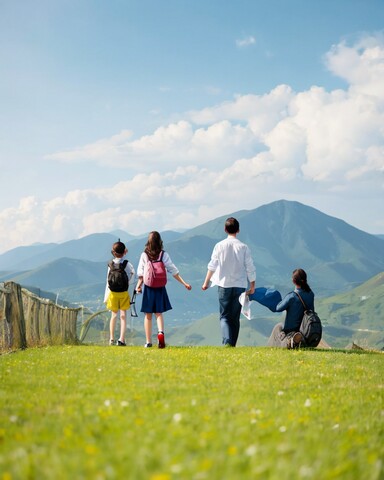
[{"x1": 0, "y1": 346, "x2": 383, "y2": 480}]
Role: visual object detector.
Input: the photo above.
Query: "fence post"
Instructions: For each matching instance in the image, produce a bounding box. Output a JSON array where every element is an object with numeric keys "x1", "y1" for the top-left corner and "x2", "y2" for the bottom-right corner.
[{"x1": 3, "y1": 282, "x2": 27, "y2": 350}]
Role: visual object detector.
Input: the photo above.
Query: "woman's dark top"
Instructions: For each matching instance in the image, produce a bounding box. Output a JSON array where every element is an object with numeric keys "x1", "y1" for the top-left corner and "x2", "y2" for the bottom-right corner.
[{"x1": 275, "y1": 287, "x2": 315, "y2": 333}]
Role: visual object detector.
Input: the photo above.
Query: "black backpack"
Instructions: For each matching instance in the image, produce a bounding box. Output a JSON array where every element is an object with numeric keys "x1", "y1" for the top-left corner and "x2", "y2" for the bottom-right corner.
[
  {"x1": 295, "y1": 292, "x2": 322, "y2": 347},
  {"x1": 108, "y1": 260, "x2": 129, "y2": 292}
]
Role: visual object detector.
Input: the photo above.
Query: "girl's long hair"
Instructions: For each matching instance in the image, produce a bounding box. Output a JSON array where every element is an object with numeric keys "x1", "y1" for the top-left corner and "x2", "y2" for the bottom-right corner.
[
  {"x1": 292, "y1": 268, "x2": 311, "y2": 292},
  {"x1": 144, "y1": 231, "x2": 163, "y2": 260}
]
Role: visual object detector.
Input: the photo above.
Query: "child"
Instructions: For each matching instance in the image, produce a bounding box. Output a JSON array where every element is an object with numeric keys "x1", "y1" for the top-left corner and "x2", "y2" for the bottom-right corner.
[
  {"x1": 104, "y1": 241, "x2": 135, "y2": 346},
  {"x1": 135, "y1": 231, "x2": 191, "y2": 348}
]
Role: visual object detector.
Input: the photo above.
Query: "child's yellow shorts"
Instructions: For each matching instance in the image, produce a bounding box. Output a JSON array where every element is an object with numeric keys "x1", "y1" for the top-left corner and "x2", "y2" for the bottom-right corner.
[{"x1": 107, "y1": 291, "x2": 131, "y2": 312}]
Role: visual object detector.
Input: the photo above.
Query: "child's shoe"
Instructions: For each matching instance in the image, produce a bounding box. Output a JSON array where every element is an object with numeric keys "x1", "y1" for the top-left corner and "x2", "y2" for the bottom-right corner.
[
  {"x1": 117, "y1": 340, "x2": 126, "y2": 346},
  {"x1": 110, "y1": 339, "x2": 115, "y2": 346},
  {"x1": 144, "y1": 343, "x2": 152, "y2": 348},
  {"x1": 157, "y1": 331, "x2": 165, "y2": 349}
]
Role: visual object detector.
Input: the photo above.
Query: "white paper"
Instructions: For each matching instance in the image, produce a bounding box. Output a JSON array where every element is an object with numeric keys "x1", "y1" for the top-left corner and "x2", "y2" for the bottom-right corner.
[{"x1": 239, "y1": 292, "x2": 251, "y2": 320}]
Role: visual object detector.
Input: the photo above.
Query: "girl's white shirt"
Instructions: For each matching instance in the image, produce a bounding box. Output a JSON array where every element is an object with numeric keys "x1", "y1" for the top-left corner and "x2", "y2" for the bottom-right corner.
[{"x1": 103, "y1": 257, "x2": 135, "y2": 303}]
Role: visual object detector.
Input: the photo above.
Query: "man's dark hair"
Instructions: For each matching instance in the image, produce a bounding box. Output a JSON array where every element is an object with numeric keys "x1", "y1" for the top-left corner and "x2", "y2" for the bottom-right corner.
[{"x1": 225, "y1": 217, "x2": 240, "y2": 234}]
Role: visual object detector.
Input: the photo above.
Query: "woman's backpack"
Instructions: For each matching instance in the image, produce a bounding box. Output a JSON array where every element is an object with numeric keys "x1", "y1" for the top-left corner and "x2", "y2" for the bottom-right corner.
[
  {"x1": 144, "y1": 251, "x2": 167, "y2": 288},
  {"x1": 295, "y1": 292, "x2": 322, "y2": 347}
]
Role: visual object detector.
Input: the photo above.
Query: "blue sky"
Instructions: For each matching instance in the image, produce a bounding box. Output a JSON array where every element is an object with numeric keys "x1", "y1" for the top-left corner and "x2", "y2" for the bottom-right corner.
[{"x1": 0, "y1": 0, "x2": 383, "y2": 253}]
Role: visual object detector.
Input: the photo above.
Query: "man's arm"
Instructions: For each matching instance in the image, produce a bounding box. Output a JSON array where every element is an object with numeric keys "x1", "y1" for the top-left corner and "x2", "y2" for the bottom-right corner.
[
  {"x1": 246, "y1": 280, "x2": 255, "y2": 296},
  {"x1": 202, "y1": 270, "x2": 214, "y2": 290}
]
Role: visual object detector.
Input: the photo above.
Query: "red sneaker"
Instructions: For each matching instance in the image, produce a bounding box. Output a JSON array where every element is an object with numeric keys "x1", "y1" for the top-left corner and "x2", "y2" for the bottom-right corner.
[{"x1": 157, "y1": 331, "x2": 165, "y2": 349}]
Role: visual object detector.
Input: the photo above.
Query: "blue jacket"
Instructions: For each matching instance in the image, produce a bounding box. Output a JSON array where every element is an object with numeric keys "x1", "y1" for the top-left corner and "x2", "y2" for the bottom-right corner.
[
  {"x1": 276, "y1": 288, "x2": 315, "y2": 333},
  {"x1": 248, "y1": 287, "x2": 282, "y2": 312}
]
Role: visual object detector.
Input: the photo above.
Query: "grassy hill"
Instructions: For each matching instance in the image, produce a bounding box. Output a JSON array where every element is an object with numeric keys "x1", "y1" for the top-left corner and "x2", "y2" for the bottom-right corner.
[
  {"x1": 1, "y1": 346, "x2": 382, "y2": 479},
  {"x1": 316, "y1": 272, "x2": 384, "y2": 349}
]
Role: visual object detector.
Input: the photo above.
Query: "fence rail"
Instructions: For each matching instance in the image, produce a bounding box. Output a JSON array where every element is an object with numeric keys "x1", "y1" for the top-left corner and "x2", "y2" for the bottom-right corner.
[{"x1": 0, "y1": 282, "x2": 80, "y2": 351}]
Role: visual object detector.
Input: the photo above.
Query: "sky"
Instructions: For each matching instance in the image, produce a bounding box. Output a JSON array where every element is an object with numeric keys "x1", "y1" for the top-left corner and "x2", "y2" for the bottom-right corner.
[{"x1": 0, "y1": 0, "x2": 383, "y2": 254}]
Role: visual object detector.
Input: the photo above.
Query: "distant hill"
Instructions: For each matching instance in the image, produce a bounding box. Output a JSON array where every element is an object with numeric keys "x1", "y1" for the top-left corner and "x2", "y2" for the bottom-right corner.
[
  {"x1": 0, "y1": 233, "x2": 138, "y2": 271},
  {"x1": 167, "y1": 313, "x2": 271, "y2": 347},
  {"x1": 316, "y1": 272, "x2": 384, "y2": 349},
  {"x1": 166, "y1": 273, "x2": 384, "y2": 349},
  {"x1": 0, "y1": 200, "x2": 383, "y2": 330}
]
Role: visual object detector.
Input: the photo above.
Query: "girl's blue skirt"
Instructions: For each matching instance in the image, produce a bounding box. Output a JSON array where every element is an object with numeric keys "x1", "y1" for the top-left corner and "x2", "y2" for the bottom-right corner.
[{"x1": 140, "y1": 285, "x2": 172, "y2": 313}]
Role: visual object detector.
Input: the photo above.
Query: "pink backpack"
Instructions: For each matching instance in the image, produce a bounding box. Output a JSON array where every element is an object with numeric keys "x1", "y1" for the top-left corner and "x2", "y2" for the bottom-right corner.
[{"x1": 144, "y1": 251, "x2": 167, "y2": 288}]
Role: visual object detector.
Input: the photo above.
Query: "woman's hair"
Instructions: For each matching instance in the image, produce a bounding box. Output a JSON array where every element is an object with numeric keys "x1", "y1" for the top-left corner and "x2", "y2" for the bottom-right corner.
[
  {"x1": 144, "y1": 231, "x2": 163, "y2": 260},
  {"x1": 111, "y1": 241, "x2": 126, "y2": 258},
  {"x1": 225, "y1": 217, "x2": 240, "y2": 235},
  {"x1": 292, "y1": 268, "x2": 311, "y2": 292}
]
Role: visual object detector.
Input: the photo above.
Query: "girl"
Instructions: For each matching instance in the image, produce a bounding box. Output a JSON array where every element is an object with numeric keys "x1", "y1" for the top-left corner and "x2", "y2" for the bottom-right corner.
[
  {"x1": 136, "y1": 231, "x2": 192, "y2": 348},
  {"x1": 267, "y1": 268, "x2": 315, "y2": 349}
]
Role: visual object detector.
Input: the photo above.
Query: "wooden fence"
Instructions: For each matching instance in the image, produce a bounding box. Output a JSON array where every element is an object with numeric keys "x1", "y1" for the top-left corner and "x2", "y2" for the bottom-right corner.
[{"x1": 0, "y1": 282, "x2": 80, "y2": 351}]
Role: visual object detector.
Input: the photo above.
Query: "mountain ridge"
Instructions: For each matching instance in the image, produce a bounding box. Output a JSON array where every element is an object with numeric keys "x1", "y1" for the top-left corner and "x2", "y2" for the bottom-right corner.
[{"x1": 1, "y1": 199, "x2": 383, "y2": 303}]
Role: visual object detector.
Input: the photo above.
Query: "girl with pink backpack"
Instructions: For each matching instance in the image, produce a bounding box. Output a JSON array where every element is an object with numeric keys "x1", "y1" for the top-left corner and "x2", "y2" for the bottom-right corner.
[{"x1": 135, "y1": 231, "x2": 192, "y2": 348}]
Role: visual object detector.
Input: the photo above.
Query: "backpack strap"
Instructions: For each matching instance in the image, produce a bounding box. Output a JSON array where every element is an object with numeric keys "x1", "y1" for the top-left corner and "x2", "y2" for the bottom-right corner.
[
  {"x1": 109, "y1": 260, "x2": 128, "y2": 269},
  {"x1": 147, "y1": 251, "x2": 164, "y2": 262},
  {"x1": 294, "y1": 291, "x2": 307, "y2": 310}
]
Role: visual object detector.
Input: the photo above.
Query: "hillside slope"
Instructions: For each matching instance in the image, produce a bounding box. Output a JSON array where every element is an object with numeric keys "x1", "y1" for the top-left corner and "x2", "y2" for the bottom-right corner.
[{"x1": 167, "y1": 273, "x2": 384, "y2": 349}]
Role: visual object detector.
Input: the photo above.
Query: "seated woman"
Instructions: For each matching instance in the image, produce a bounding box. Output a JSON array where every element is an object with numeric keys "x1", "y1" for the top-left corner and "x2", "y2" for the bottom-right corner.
[{"x1": 267, "y1": 268, "x2": 314, "y2": 349}]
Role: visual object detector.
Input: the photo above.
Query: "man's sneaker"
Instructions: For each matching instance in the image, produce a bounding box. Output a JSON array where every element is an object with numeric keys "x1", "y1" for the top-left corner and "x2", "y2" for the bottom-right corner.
[
  {"x1": 289, "y1": 332, "x2": 303, "y2": 349},
  {"x1": 110, "y1": 339, "x2": 115, "y2": 346},
  {"x1": 117, "y1": 340, "x2": 126, "y2": 346},
  {"x1": 144, "y1": 343, "x2": 152, "y2": 348},
  {"x1": 157, "y1": 331, "x2": 165, "y2": 349}
]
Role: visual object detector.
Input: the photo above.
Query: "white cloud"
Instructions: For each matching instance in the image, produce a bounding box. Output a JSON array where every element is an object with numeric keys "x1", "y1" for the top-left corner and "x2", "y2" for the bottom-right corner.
[
  {"x1": 46, "y1": 130, "x2": 133, "y2": 164},
  {"x1": 236, "y1": 36, "x2": 256, "y2": 48},
  {"x1": 46, "y1": 120, "x2": 259, "y2": 170},
  {"x1": 325, "y1": 33, "x2": 384, "y2": 97},
  {"x1": 1, "y1": 33, "x2": 383, "y2": 253}
]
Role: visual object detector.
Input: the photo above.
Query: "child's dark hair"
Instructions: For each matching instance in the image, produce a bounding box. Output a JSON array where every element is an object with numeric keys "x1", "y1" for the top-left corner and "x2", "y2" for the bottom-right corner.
[
  {"x1": 225, "y1": 217, "x2": 240, "y2": 235},
  {"x1": 111, "y1": 241, "x2": 126, "y2": 258},
  {"x1": 145, "y1": 231, "x2": 163, "y2": 260},
  {"x1": 292, "y1": 268, "x2": 311, "y2": 292}
]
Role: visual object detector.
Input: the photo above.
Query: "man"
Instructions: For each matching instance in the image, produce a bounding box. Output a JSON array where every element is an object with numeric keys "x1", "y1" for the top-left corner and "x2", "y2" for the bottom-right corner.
[{"x1": 202, "y1": 217, "x2": 256, "y2": 346}]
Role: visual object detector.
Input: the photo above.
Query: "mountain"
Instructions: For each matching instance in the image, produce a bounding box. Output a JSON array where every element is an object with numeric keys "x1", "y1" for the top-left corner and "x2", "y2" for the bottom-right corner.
[
  {"x1": 6, "y1": 257, "x2": 105, "y2": 290},
  {"x1": 175, "y1": 200, "x2": 384, "y2": 294},
  {"x1": 0, "y1": 230, "x2": 185, "y2": 272},
  {"x1": 0, "y1": 200, "x2": 383, "y2": 325},
  {"x1": 0, "y1": 233, "x2": 140, "y2": 271}
]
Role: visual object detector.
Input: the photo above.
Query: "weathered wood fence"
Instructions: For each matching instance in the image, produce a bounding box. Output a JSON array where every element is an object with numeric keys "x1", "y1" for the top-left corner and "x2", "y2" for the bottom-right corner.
[{"x1": 0, "y1": 282, "x2": 80, "y2": 351}]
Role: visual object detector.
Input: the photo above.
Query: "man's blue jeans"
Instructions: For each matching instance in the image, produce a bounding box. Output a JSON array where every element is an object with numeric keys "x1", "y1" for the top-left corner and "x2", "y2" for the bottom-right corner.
[{"x1": 218, "y1": 286, "x2": 245, "y2": 346}]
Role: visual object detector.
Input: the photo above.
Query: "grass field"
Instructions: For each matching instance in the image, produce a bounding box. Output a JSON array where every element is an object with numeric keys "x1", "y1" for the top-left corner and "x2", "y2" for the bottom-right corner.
[{"x1": 0, "y1": 346, "x2": 383, "y2": 480}]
